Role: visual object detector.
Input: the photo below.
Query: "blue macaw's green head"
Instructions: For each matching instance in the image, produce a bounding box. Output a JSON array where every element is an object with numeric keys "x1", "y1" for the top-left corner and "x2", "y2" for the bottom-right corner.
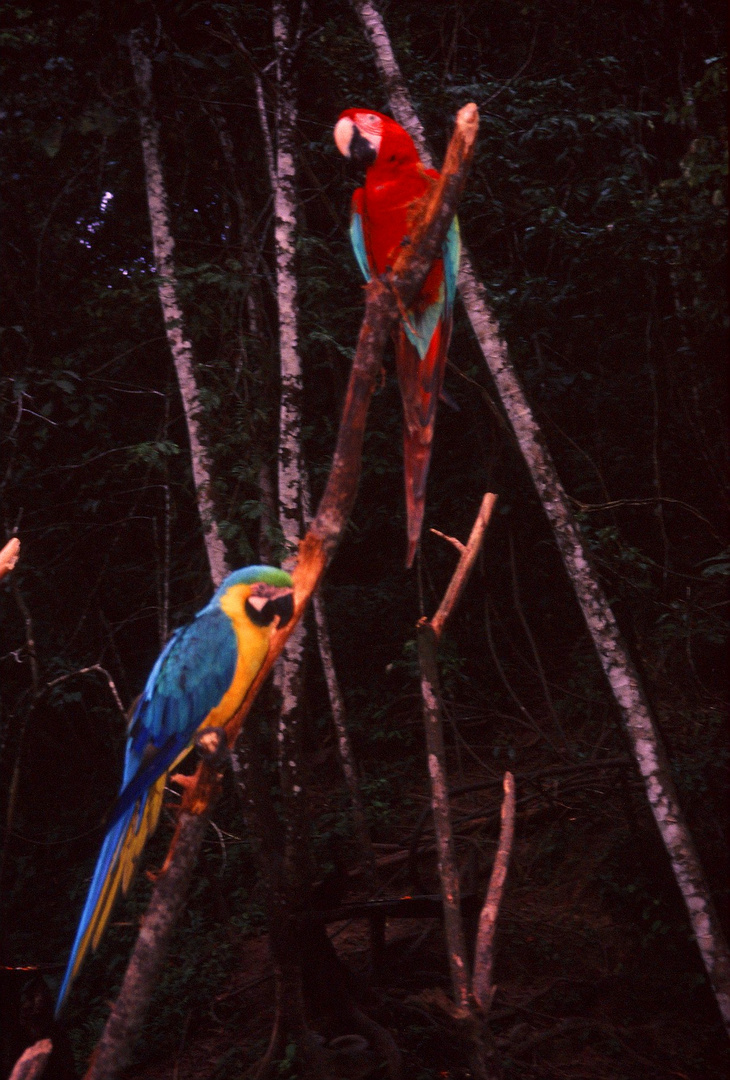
[
  {"x1": 214, "y1": 565, "x2": 294, "y2": 628},
  {"x1": 221, "y1": 565, "x2": 293, "y2": 590}
]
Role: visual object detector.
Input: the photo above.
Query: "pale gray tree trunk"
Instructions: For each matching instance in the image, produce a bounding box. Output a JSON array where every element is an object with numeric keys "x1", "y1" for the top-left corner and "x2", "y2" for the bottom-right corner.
[
  {"x1": 350, "y1": 0, "x2": 730, "y2": 1031},
  {"x1": 128, "y1": 30, "x2": 229, "y2": 588},
  {"x1": 265, "y1": 2, "x2": 373, "y2": 873},
  {"x1": 251, "y1": 9, "x2": 325, "y2": 1072},
  {"x1": 268, "y1": 0, "x2": 306, "y2": 760}
]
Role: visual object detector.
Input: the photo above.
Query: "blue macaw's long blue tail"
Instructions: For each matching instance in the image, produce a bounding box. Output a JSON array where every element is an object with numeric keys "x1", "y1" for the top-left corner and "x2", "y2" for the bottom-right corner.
[
  {"x1": 56, "y1": 811, "x2": 130, "y2": 1012},
  {"x1": 55, "y1": 778, "x2": 165, "y2": 1015}
]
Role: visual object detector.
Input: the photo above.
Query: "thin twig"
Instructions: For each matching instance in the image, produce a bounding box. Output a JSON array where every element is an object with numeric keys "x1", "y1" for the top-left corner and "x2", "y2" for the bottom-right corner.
[
  {"x1": 45, "y1": 664, "x2": 126, "y2": 716},
  {"x1": 431, "y1": 493, "x2": 497, "y2": 640},
  {"x1": 430, "y1": 528, "x2": 465, "y2": 554}
]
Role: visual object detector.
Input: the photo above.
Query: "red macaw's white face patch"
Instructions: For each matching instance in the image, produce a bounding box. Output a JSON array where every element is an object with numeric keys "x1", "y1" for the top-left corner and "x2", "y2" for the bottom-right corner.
[{"x1": 334, "y1": 111, "x2": 383, "y2": 159}]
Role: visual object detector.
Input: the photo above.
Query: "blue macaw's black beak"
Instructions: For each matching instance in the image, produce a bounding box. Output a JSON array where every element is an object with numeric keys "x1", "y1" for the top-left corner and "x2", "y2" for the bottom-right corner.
[
  {"x1": 349, "y1": 124, "x2": 378, "y2": 168},
  {"x1": 245, "y1": 585, "x2": 294, "y2": 628}
]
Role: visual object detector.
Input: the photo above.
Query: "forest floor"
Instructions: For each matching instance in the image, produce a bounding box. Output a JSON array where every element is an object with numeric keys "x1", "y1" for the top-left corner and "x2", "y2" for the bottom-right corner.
[{"x1": 124, "y1": 748, "x2": 730, "y2": 1080}]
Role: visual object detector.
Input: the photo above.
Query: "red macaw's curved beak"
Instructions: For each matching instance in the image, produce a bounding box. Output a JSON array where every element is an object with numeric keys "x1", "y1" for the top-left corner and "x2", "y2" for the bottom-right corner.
[
  {"x1": 334, "y1": 112, "x2": 381, "y2": 167},
  {"x1": 244, "y1": 583, "x2": 294, "y2": 629}
]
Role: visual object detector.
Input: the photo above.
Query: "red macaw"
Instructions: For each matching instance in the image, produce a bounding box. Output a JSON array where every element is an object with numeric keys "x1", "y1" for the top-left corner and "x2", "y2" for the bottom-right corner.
[{"x1": 334, "y1": 108, "x2": 460, "y2": 567}]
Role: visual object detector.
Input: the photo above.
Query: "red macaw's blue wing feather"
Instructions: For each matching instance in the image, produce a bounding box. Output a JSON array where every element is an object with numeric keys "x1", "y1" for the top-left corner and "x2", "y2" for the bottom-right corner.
[
  {"x1": 349, "y1": 188, "x2": 372, "y2": 284},
  {"x1": 56, "y1": 565, "x2": 292, "y2": 1013}
]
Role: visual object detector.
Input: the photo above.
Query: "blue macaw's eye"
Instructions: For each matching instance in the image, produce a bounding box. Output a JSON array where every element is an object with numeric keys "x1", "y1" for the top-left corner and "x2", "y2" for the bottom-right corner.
[{"x1": 245, "y1": 585, "x2": 294, "y2": 628}]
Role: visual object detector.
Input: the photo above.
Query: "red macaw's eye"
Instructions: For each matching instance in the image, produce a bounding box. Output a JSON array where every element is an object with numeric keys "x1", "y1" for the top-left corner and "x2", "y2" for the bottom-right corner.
[
  {"x1": 245, "y1": 584, "x2": 294, "y2": 628},
  {"x1": 355, "y1": 112, "x2": 384, "y2": 141}
]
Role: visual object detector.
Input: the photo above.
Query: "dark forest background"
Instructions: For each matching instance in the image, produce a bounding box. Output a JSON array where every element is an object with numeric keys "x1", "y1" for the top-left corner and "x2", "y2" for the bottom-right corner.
[{"x1": 0, "y1": 1, "x2": 727, "y2": 1077}]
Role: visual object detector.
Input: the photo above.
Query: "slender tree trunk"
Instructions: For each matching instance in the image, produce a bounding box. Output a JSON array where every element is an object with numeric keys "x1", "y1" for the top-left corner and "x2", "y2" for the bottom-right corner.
[
  {"x1": 270, "y1": 0, "x2": 308, "y2": 873},
  {"x1": 350, "y1": 0, "x2": 730, "y2": 1031},
  {"x1": 268, "y1": 0, "x2": 373, "y2": 884},
  {"x1": 256, "y1": 7, "x2": 315, "y2": 1073},
  {"x1": 311, "y1": 589, "x2": 376, "y2": 877},
  {"x1": 271, "y1": 11, "x2": 304, "y2": 561},
  {"x1": 128, "y1": 30, "x2": 229, "y2": 589}
]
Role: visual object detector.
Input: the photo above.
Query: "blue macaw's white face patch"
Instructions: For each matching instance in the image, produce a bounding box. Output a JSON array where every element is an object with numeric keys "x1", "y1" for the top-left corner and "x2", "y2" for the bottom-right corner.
[{"x1": 244, "y1": 583, "x2": 294, "y2": 628}]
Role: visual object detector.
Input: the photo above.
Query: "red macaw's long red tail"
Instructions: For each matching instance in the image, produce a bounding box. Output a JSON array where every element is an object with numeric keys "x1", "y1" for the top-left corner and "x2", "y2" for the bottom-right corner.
[{"x1": 395, "y1": 312, "x2": 452, "y2": 567}]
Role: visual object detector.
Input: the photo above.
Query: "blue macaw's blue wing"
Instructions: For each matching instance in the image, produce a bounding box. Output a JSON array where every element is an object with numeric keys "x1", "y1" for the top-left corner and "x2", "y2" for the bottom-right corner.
[{"x1": 109, "y1": 606, "x2": 238, "y2": 825}]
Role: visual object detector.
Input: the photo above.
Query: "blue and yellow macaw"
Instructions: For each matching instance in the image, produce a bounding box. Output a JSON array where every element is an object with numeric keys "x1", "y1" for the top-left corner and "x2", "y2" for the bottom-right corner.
[
  {"x1": 56, "y1": 565, "x2": 293, "y2": 1013},
  {"x1": 334, "y1": 108, "x2": 461, "y2": 567}
]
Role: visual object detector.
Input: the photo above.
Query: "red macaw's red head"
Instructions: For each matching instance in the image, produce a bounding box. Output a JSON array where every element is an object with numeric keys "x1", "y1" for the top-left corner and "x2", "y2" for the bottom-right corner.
[{"x1": 334, "y1": 109, "x2": 421, "y2": 171}]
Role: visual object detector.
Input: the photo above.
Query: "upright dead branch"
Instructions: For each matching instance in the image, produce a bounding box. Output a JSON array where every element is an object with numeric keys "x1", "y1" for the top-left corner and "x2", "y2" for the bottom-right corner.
[
  {"x1": 416, "y1": 494, "x2": 497, "y2": 1007},
  {"x1": 431, "y1": 495, "x2": 497, "y2": 641},
  {"x1": 350, "y1": 0, "x2": 730, "y2": 1032},
  {"x1": 83, "y1": 103, "x2": 479, "y2": 1079},
  {"x1": 417, "y1": 618, "x2": 470, "y2": 1008},
  {"x1": 472, "y1": 771, "x2": 516, "y2": 1012},
  {"x1": 415, "y1": 492, "x2": 509, "y2": 1079}
]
